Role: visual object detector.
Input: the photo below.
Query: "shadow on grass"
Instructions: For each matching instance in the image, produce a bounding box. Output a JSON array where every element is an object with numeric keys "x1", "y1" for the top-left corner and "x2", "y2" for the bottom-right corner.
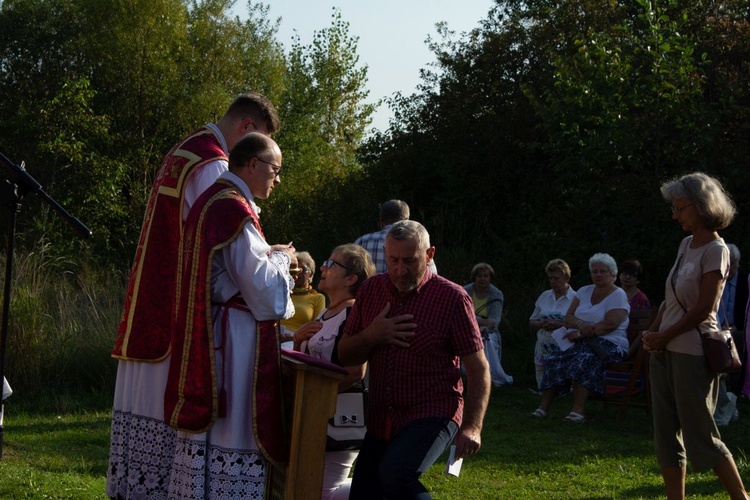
[
  {"x1": 3, "y1": 412, "x2": 111, "y2": 477},
  {"x1": 435, "y1": 382, "x2": 750, "y2": 498}
]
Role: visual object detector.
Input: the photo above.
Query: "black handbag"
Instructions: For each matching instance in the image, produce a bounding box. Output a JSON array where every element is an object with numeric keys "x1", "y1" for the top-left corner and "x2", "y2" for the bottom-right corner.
[{"x1": 699, "y1": 326, "x2": 742, "y2": 374}]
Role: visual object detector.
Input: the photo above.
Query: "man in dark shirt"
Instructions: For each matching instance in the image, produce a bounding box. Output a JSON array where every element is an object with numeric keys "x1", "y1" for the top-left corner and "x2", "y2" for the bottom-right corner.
[{"x1": 339, "y1": 220, "x2": 490, "y2": 499}]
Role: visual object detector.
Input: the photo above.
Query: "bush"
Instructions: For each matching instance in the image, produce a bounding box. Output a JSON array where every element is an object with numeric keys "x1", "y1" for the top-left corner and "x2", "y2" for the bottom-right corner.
[{"x1": 1, "y1": 243, "x2": 121, "y2": 402}]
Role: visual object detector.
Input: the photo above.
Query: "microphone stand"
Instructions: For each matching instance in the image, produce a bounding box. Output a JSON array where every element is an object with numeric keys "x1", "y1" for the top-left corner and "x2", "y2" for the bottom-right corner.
[{"x1": 0, "y1": 151, "x2": 91, "y2": 459}]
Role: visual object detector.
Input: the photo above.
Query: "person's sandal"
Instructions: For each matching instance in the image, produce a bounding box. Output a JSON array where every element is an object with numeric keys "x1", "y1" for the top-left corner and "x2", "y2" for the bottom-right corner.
[
  {"x1": 563, "y1": 411, "x2": 585, "y2": 423},
  {"x1": 530, "y1": 408, "x2": 547, "y2": 418}
]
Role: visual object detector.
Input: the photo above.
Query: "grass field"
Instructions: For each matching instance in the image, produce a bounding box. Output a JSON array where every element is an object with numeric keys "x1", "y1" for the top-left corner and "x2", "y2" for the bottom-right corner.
[{"x1": 0, "y1": 381, "x2": 748, "y2": 499}]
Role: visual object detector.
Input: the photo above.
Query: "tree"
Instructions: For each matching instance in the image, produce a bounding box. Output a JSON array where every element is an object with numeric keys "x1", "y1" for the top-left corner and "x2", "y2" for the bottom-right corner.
[
  {"x1": 266, "y1": 8, "x2": 376, "y2": 259},
  {"x1": 359, "y1": 0, "x2": 750, "y2": 328},
  {"x1": 0, "y1": 0, "x2": 287, "y2": 264}
]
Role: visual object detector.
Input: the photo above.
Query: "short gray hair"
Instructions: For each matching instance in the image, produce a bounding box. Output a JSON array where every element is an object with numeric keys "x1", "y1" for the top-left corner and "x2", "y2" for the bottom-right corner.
[
  {"x1": 589, "y1": 253, "x2": 618, "y2": 275},
  {"x1": 661, "y1": 172, "x2": 736, "y2": 230},
  {"x1": 333, "y1": 244, "x2": 376, "y2": 296},
  {"x1": 386, "y1": 220, "x2": 430, "y2": 251},
  {"x1": 380, "y1": 200, "x2": 410, "y2": 225},
  {"x1": 295, "y1": 251, "x2": 316, "y2": 279}
]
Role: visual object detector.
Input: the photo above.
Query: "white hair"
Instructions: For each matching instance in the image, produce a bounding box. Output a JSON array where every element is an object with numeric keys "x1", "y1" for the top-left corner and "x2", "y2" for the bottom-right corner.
[
  {"x1": 387, "y1": 220, "x2": 430, "y2": 251},
  {"x1": 588, "y1": 253, "x2": 618, "y2": 275}
]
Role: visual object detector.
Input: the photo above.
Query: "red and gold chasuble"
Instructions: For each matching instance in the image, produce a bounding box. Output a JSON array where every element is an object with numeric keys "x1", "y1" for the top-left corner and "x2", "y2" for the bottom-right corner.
[
  {"x1": 164, "y1": 179, "x2": 287, "y2": 465},
  {"x1": 113, "y1": 127, "x2": 226, "y2": 361}
]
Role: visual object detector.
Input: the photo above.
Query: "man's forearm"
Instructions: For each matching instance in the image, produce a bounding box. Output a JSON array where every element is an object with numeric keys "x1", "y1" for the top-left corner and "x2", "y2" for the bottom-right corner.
[
  {"x1": 462, "y1": 359, "x2": 490, "y2": 431},
  {"x1": 337, "y1": 333, "x2": 373, "y2": 366}
]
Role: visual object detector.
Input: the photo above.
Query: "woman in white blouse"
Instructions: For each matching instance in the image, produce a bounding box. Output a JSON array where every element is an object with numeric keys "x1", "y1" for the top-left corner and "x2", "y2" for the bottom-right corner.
[
  {"x1": 529, "y1": 259, "x2": 577, "y2": 391},
  {"x1": 294, "y1": 244, "x2": 375, "y2": 499}
]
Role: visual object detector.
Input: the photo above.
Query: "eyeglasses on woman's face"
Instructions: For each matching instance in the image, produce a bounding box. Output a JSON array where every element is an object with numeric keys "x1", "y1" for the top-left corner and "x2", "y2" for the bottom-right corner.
[
  {"x1": 671, "y1": 203, "x2": 694, "y2": 214},
  {"x1": 321, "y1": 259, "x2": 349, "y2": 273}
]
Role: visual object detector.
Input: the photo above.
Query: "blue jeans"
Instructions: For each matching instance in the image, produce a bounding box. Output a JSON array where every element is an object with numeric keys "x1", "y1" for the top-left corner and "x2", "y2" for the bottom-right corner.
[{"x1": 349, "y1": 417, "x2": 459, "y2": 500}]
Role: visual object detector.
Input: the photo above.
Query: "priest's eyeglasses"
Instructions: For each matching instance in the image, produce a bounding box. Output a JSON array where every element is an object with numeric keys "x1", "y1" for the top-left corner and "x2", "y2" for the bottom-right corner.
[{"x1": 256, "y1": 158, "x2": 282, "y2": 176}]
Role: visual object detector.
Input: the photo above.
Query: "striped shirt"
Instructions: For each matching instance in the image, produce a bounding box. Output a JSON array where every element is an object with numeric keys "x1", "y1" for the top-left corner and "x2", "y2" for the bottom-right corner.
[{"x1": 343, "y1": 271, "x2": 483, "y2": 439}]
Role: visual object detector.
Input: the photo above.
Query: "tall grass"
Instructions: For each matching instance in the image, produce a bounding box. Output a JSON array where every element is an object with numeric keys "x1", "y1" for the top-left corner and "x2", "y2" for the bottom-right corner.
[{"x1": 1, "y1": 244, "x2": 122, "y2": 410}]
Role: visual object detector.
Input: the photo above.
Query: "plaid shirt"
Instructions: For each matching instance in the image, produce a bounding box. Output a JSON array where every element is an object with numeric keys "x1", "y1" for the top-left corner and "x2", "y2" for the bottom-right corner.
[
  {"x1": 354, "y1": 226, "x2": 392, "y2": 274},
  {"x1": 343, "y1": 271, "x2": 483, "y2": 440}
]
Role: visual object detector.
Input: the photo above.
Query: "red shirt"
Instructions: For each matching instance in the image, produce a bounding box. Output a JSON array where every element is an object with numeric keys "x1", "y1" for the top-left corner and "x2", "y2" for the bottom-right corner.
[{"x1": 343, "y1": 270, "x2": 483, "y2": 439}]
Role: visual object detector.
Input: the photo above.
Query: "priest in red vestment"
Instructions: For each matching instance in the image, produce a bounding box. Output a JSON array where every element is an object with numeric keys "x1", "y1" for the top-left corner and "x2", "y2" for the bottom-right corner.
[
  {"x1": 107, "y1": 93, "x2": 280, "y2": 499},
  {"x1": 165, "y1": 132, "x2": 295, "y2": 498}
]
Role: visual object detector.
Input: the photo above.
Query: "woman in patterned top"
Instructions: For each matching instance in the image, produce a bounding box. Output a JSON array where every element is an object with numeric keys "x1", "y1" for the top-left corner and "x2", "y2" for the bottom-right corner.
[{"x1": 294, "y1": 244, "x2": 375, "y2": 499}]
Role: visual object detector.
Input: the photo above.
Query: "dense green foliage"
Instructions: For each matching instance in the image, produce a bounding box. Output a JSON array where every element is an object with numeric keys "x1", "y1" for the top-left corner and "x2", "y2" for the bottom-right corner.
[
  {"x1": 360, "y1": 0, "x2": 750, "y2": 335},
  {"x1": 1, "y1": 0, "x2": 749, "y2": 396},
  {"x1": 0, "y1": 0, "x2": 374, "y2": 268}
]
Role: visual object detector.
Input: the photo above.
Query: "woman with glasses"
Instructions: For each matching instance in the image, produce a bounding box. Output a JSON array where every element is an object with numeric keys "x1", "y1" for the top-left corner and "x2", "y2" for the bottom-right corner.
[
  {"x1": 294, "y1": 244, "x2": 375, "y2": 500},
  {"x1": 280, "y1": 251, "x2": 326, "y2": 349},
  {"x1": 642, "y1": 173, "x2": 748, "y2": 499}
]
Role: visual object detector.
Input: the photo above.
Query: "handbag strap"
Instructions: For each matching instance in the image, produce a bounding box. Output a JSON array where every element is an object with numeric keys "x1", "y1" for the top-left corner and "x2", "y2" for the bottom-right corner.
[
  {"x1": 670, "y1": 248, "x2": 729, "y2": 337},
  {"x1": 473, "y1": 297, "x2": 501, "y2": 317}
]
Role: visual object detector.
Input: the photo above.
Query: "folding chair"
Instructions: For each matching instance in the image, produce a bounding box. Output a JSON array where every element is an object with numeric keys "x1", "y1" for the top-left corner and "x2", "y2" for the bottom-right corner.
[{"x1": 600, "y1": 309, "x2": 654, "y2": 419}]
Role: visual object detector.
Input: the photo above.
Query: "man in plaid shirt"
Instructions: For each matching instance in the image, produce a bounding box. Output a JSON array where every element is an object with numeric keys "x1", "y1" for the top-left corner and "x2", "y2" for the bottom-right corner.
[
  {"x1": 339, "y1": 220, "x2": 490, "y2": 499},
  {"x1": 355, "y1": 200, "x2": 437, "y2": 275}
]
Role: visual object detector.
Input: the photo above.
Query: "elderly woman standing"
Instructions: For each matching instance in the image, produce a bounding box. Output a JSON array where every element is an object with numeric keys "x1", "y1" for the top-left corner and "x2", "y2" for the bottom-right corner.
[
  {"x1": 531, "y1": 253, "x2": 629, "y2": 422},
  {"x1": 464, "y1": 263, "x2": 513, "y2": 386},
  {"x1": 529, "y1": 259, "x2": 577, "y2": 391},
  {"x1": 642, "y1": 173, "x2": 748, "y2": 499}
]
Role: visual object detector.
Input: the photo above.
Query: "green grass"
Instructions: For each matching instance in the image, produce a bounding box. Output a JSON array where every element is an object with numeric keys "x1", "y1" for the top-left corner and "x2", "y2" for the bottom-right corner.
[
  {"x1": 423, "y1": 384, "x2": 750, "y2": 499},
  {"x1": 0, "y1": 406, "x2": 111, "y2": 499},
  {"x1": 0, "y1": 385, "x2": 748, "y2": 498}
]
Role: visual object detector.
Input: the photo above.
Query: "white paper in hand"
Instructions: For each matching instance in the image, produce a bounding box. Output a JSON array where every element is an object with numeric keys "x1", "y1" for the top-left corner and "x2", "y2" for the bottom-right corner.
[
  {"x1": 551, "y1": 327, "x2": 575, "y2": 351},
  {"x1": 446, "y1": 444, "x2": 463, "y2": 477}
]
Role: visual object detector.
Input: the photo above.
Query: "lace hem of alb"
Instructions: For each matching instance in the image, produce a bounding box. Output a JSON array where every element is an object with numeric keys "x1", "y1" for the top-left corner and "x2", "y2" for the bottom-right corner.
[
  {"x1": 106, "y1": 410, "x2": 176, "y2": 499},
  {"x1": 166, "y1": 435, "x2": 266, "y2": 499}
]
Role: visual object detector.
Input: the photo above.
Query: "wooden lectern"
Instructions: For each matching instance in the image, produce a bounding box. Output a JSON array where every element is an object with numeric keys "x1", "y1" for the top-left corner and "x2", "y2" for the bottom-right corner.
[{"x1": 266, "y1": 350, "x2": 347, "y2": 499}]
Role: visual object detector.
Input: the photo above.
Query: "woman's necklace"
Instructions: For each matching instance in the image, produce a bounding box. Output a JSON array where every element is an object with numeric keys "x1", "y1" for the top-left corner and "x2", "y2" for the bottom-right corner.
[{"x1": 292, "y1": 285, "x2": 312, "y2": 295}]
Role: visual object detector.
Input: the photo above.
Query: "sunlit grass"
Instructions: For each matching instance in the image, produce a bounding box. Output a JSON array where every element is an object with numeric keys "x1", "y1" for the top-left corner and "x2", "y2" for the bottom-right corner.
[
  {"x1": 0, "y1": 407, "x2": 110, "y2": 499},
  {"x1": 422, "y1": 384, "x2": 750, "y2": 499},
  {"x1": 0, "y1": 385, "x2": 747, "y2": 498}
]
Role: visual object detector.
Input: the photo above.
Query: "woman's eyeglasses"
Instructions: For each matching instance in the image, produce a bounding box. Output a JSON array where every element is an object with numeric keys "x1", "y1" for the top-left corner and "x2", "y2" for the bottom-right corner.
[
  {"x1": 321, "y1": 259, "x2": 349, "y2": 273},
  {"x1": 671, "y1": 203, "x2": 694, "y2": 214}
]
